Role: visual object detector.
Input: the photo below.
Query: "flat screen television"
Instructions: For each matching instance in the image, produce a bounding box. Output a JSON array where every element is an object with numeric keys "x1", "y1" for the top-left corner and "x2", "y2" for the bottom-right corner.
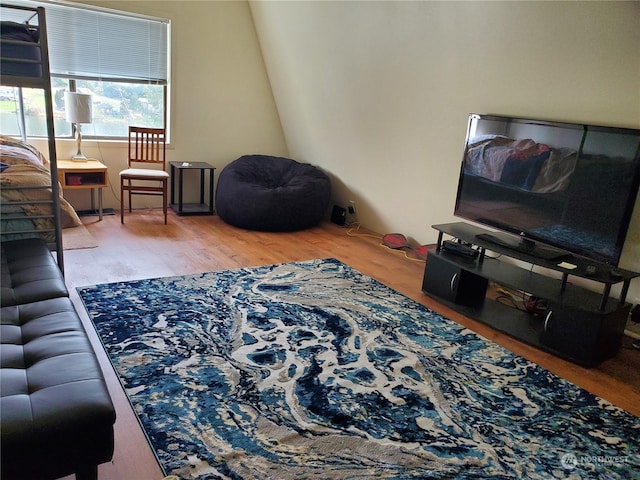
[{"x1": 454, "y1": 114, "x2": 640, "y2": 266}]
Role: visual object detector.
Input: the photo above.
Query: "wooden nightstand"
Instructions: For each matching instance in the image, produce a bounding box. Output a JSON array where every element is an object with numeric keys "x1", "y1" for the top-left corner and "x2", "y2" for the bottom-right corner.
[{"x1": 57, "y1": 159, "x2": 108, "y2": 220}]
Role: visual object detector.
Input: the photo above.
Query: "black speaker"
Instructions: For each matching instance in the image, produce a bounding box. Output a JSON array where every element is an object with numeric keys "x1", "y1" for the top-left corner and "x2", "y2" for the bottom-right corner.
[{"x1": 331, "y1": 205, "x2": 346, "y2": 226}]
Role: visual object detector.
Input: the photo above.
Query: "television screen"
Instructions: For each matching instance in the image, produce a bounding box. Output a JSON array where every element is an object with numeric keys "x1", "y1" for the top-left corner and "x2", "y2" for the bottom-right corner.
[{"x1": 454, "y1": 114, "x2": 640, "y2": 265}]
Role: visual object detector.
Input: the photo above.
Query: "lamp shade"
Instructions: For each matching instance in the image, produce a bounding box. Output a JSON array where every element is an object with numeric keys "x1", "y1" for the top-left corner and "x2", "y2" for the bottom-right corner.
[{"x1": 64, "y1": 92, "x2": 92, "y2": 124}]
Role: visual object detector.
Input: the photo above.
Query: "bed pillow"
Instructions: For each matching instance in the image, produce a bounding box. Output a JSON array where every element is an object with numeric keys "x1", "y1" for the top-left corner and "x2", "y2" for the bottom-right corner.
[{"x1": 0, "y1": 135, "x2": 48, "y2": 166}]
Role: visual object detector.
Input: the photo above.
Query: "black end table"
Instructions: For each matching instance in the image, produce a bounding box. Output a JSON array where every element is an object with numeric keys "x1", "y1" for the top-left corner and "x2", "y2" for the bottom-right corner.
[{"x1": 169, "y1": 162, "x2": 216, "y2": 215}]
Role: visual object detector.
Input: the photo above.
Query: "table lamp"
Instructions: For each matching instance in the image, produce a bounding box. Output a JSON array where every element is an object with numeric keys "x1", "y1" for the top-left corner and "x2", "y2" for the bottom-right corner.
[{"x1": 64, "y1": 92, "x2": 93, "y2": 162}]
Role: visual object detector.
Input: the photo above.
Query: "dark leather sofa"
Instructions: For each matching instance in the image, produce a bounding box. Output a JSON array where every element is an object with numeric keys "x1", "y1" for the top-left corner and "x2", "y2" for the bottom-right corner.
[{"x1": 1, "y1": 238, "x2": 116, "y2": 480}]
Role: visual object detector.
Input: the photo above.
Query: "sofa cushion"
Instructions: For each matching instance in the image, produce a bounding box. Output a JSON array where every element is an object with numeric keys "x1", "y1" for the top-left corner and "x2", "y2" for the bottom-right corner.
[
  {"x1": 0, "y1": 296, "x2": 116, "y2": 479},
  {"x1": 1, "y1": 238, "x2": 68, "y2": 307}
]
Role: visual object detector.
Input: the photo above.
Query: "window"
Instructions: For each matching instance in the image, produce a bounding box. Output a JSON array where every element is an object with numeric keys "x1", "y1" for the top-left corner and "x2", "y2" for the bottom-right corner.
[
  {"x1": 3, "y1": 0, "x2": 170, "y2": 139},
  {"x1": 0, "y1": 86, "x2": 67, "y2": 137},
  {"x1": 70, "y1": 79, "x2": 165, "y2": 138}
]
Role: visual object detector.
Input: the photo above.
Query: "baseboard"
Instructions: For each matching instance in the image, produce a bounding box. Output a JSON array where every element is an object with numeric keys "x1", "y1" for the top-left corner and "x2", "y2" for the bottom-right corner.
[{"x1": 76, "y1": 208, "x2": 116, "y2": 216}]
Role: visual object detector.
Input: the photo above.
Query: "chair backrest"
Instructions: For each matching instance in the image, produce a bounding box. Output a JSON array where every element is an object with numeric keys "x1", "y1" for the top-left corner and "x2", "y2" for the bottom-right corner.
[{"x1": 128, "y1": 126, "x2": 166, "y2": 168}]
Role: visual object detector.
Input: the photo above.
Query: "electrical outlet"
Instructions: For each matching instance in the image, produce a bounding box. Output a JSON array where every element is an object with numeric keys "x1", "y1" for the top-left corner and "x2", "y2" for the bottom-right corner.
[{"x1": 348, "y1": 200, "x2": 357, "y2": 215}]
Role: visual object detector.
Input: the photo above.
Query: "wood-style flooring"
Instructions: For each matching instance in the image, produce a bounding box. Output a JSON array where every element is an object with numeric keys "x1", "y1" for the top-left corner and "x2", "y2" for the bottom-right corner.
[{"x1": 60, "y1": 211, "x2": 640, "y2": 480}]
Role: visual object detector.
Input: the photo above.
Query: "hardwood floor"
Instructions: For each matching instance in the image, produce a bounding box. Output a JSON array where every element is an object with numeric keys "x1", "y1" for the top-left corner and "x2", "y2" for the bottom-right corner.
[{"x1": 61, "y1": 211, "x2": 640, "y2": 480}]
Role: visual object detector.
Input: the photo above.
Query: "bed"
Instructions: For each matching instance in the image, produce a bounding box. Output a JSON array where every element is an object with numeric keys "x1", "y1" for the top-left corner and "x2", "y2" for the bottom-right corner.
[
  {"x1": 1, "y1": 4, "x2": 67, "y2": 271},
  {"x1": 0, "y1": 15, "x2": 42, "y2": 77},
  {"x1": 1, "y1": 135, "x2": 81, "y2": 242}
]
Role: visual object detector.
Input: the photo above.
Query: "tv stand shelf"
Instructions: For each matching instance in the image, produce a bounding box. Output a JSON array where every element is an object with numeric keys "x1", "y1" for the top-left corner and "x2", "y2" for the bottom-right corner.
[
  {"x1": 432, "y1": 222, "x2": 637, "y2": 310},
  {"x1": 423, "y1": 222, "x2": 638, "y2": 367}
]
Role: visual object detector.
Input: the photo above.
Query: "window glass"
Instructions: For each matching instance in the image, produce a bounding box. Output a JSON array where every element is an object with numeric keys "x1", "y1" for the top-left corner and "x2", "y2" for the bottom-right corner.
[
  {"x1": 0, "y1": 80, "x2": 71, "y2": 137},
  {"x1": 72, "y1": 80, "x2": 164, "y2": 138},
  {"x1": 0, "y1": 80, "x2": 164, "y2": 139},
  {"x1": 0, "y1": 87, "x2": 25, "y2": 137}
]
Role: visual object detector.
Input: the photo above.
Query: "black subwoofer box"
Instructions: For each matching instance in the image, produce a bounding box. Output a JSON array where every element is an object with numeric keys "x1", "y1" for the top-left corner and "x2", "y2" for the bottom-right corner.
[{"x1": 331, "y1": 205, "x2": 346, "y2": 226}]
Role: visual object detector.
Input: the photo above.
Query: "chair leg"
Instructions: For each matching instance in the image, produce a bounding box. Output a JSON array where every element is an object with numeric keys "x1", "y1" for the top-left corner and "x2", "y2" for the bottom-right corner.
[
  {"x1": 163, "y1": 178, "x2": 168, "y2": 224},
  {"x1": 128, "y1": 181, "x2": 133, "y2": 213},
  {"x1": 120, "y1": 177, "x2": 168, "y2": 224},
  {"x1": 120, "y1": 179, "x2": 125, "y2": 224}
]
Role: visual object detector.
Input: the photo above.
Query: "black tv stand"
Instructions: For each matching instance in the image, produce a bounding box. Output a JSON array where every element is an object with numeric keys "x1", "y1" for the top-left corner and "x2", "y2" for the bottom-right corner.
[
  {"x1": 475, "y1": 232, "x2": 569, "y2": 261},
  {"x1": 421, "y1": 222, "x2": 639, "y2": 367}
]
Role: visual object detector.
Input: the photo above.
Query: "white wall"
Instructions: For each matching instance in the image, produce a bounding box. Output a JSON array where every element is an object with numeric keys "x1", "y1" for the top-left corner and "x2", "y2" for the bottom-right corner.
[
  {"x1": 39, "y1": 0, "x2": 288, "y2": 209},
  {"x1": 25, "y1": 1, "x2": 640, "y2": 301},
  {"x1": 250, "y1": 0, "x2": 640, "y2": 300}
]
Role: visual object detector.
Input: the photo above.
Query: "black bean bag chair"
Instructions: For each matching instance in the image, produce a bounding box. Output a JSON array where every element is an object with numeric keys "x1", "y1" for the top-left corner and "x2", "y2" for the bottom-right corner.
[{"x1": 216, "y1": 155, "x2": 331, "y2": 232}]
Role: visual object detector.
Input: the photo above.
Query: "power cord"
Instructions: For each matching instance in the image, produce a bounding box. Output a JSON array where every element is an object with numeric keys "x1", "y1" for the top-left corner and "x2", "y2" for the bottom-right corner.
[{"x1": 345, "y1": 224, "x2": 426, "y2": 262}]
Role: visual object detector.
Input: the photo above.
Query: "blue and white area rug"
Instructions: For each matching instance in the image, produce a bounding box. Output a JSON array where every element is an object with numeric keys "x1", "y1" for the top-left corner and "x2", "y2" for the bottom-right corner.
[{"x1": 78, "y1": 258, "x2": 639, "y2": 479}]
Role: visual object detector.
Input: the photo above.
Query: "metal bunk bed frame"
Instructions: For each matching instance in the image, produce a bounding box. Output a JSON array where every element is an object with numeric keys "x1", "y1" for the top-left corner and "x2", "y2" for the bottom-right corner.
[{"x1": 0, "y1": 3, "x2": 65, "y2": 273}]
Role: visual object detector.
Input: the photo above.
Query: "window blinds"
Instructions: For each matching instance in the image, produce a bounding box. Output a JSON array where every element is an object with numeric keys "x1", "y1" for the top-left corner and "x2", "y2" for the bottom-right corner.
[{"x1": 8, "y1": 0, "x2": 169, "y2": 84}]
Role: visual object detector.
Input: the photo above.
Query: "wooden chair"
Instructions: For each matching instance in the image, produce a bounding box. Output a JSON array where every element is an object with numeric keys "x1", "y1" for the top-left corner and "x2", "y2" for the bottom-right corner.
[{"x1": 120, "y1": 126, "x2": 169, "y2": 224}]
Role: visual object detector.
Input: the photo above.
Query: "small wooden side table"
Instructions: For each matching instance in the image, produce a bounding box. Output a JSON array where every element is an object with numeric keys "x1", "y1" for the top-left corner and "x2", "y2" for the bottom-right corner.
[
  {"x1": 57, "y1": 159, "x2": 108, "y2": 220},
  {"x1": 169, "y1": 162, "x2": 216, "y2": 215}
]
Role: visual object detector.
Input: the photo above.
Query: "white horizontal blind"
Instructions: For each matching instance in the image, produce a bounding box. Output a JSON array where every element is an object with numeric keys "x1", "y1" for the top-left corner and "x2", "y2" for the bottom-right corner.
[{"x1": 8, "y1": 0, "x2": 169, "y2": 84}]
